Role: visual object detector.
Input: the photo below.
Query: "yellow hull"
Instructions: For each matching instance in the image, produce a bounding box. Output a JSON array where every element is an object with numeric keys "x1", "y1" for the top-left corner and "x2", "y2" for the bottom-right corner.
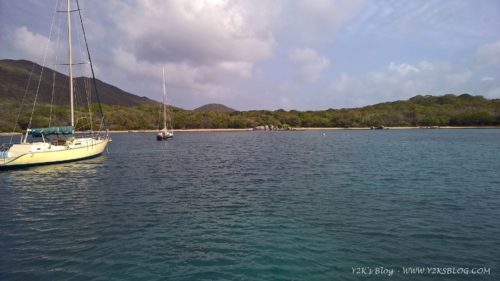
[{"x1": 1, "y1": 138, "x2": 109, "y2": 168}]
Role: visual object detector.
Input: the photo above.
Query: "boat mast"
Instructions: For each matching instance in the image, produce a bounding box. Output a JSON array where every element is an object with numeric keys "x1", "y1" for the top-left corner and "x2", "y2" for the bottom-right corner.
[
  {"x1": 162, "y1": 66, "x2": 167, "y2": 131},
  {"x1": 67, "y1": 0, "x2": 74, "y2": 127}
]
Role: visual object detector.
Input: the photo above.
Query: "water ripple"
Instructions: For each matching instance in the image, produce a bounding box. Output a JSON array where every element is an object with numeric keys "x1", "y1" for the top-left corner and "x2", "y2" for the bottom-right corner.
[{"x1": 1, "y1": 130, "x2": 500, "y2": 280}]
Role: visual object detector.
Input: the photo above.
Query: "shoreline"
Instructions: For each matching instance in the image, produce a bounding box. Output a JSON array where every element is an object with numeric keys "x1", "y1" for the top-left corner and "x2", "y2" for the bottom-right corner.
[
  {"x1": 113, "y1": 126, "x2": 500, "y2": 133},
  {"x1": 295, "y1": 126, "x2": 500, "y2": 131},
  {"x1": 118, "y1": 128, "x2": 254, "y2": 133},
  {"x1": 1, "y1": 126, "x2": 500, "y2": 136}
]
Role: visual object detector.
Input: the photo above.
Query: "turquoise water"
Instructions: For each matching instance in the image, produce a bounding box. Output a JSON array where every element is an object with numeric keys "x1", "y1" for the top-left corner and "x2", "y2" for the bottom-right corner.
[{"x1": 1, "y1": 130, "x2": 499, "y2": 280}]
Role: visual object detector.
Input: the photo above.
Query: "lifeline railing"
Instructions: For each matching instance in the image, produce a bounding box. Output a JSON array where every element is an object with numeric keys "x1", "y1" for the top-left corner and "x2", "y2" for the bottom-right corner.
[{"x1": 0, "y1": 143, "x2": 14, "y2": 164}]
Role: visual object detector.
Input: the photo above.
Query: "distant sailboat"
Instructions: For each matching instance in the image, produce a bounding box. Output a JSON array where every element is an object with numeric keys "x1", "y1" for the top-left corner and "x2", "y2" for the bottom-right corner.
[
  {"x1": 0, "y1": 0, "x2": 110, "y2": 169},
  {"x1": 157, "y1": 67, "x2": 174, "y2": 141}
]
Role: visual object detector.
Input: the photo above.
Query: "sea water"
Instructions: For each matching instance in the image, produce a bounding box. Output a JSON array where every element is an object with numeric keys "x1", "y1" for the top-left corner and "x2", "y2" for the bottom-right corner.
[{"x1": 1, "y1": 129, "x2": 499, "y2": 280}]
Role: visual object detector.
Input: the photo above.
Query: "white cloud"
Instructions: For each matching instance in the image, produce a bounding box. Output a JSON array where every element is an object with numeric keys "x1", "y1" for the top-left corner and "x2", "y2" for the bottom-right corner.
[
  {"x1": 113, "y1": 0, "x2": 274, "y2": 65},
  {"x1": 10, "y1": 26, "x2": 56, "y2": 63},
  {"x1": 477, "y1": 39, "x2": 500, "y2": 65},
  {"x1": 112, "y1": 48, "x2": 158, "y2": 78},
  {"x1": 217, "y1": 61, "x2": 253, "y2": 78},
  {"x1": 289, "y1": 48, "x2": 330, "y2": 82},
  {"x1": 329, "y1": 60, "x2": 479, "y2": 107},
  {"x1": 481, "y1": 76, "x2": 495, "y2": 82},
  {"x1": 93, "y1": 0, "x2": 363, "y2": 105},
  {"x1": 388, "y1": 62, "x2": 419, "y2": 76},
  {"x1": 112, "y1": 48, "x2": 239, "y2": 100},
  {"x1": 100, "y1": 0, "x2": 280, "y2": 104}
]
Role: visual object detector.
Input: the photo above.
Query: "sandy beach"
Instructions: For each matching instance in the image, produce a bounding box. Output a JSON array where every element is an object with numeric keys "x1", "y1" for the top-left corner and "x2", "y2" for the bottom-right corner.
[
  {"x1": 283, "y1": 126, "x2": 500, "y2": 131},
  {"x1": 107, "y1": 128, "x2": 253, "y2": 133},
  {"x1": 1, "y1": 126, "x2": 499, "y2": 136}
]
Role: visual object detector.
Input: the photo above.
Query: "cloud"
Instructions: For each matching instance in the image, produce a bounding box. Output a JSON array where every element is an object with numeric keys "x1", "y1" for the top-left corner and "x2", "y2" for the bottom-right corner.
[
  {"x1": 113, "y1": 0, "x2": 274, "y2": 65},
  {"x1": 217, "y1": 61, "x2": 253, "y2": 78},
  {"x1": 289, "y1": 48, "x2": 330, "y2": 82},
  {"x1": 481, "y1": 76, "x2": 495, "y2": 82},
  {"x1": 99, "y1": 0, "x2": 362, "y2": 104},
  {"x1": 3, "y1": 0, "x2": 498, "y2": 110},
  {"x1": 100, "y1": 0, "x2": 280, "y2": 106},
  {"x1": 347, "y1": 0, "x2": 499, "y2": 44},
  {"x1": 283, "y1": 0, "x2": 364, "y2": 43},
  {"x1": 112, "y1": 48, "x2": 239, "y2": 100},
  {"x1": 477, "y1": 39, "x2": 500, "y2": 65},
  {"x1": 388, "y1": 62, "x2": 419, "y2": 76},
  {"x1": 9, "y1": 26, "x2": 56, "y2": 63},
  {"x1": 329, "y1": 60, "x2": 478, "y2": 107}
]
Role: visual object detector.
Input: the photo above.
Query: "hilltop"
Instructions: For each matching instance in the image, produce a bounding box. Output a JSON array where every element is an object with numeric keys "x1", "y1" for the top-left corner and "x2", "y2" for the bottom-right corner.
[
  {"x1": 0, "y1": 59, "x2": 156, "y2": 106},
  {"x1": 194, "y1": 103, "x2": 236, "y2": 113}
]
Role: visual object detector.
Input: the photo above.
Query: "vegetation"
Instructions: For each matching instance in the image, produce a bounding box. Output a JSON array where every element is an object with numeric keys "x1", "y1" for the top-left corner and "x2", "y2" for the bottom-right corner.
[
  {"x1": 0, "y1": 59, "x2": 156, "y2": 106},
  {"x1": 1, "y1": 94, "x2": 499, "y2": 132},
  {"x1": 194, "y1": 103, "x2": 236, "y2": 113}
]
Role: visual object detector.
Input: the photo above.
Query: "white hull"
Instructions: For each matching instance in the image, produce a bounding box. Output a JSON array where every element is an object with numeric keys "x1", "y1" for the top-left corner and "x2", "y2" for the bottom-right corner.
[
  {"x1": 157, "y1": 67, "x2": 174, "y2": 141},
  {"x1": 0, "y1": 137, "x2": 110, "y2": 168},
  {"x1": 157, "y1": 130, "x2": 173, "y2": 141}
]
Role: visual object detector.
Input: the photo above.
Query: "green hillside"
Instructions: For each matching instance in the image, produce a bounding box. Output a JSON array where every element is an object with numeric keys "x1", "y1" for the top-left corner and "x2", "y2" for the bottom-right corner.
[
  {"x1": 1, "y1": 94, "x2": 499, "y2": 132},
  {"x1": 0, "y1": 59, "x2": 157, "y2": 106}
]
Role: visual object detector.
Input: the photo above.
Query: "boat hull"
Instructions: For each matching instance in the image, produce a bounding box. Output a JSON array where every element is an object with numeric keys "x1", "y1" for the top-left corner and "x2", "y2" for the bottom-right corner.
[
  {"x1": 0, "y1": 138, "x2": 109, "y2": 169},
  {"x1": 156, "y1": 131, "x2": 173, "y2": 141},
  {"x1": 156, "y1": 135, "x2": 173, "y2": 141}
]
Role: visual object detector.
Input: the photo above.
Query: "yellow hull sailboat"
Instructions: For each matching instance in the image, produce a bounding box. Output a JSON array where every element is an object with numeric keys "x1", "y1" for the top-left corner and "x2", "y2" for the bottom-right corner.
[
  {"x1": 1, "y1": 137, "x2": 109, "y2": 168},
  {"x1": 0, "y1": 0, "x2": 110, "y2": 169}
]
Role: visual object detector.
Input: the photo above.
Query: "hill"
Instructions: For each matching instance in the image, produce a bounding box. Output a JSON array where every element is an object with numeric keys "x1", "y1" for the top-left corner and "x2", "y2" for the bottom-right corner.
[
  {"x1": 0, "y1": 59, "x2": 156, "y2": 106},
  {"x1": 1, "y1": 93, "x2": 499, "y2": 131},
  {"x1": 194, "y1": 103, "x2": 236, "y2": 113}
]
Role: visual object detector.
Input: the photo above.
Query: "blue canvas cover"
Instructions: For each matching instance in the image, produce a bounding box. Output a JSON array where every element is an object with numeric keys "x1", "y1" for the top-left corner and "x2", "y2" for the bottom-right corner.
[{"x1": 30, "y1": 126, "x2": 74, "y2": 137}]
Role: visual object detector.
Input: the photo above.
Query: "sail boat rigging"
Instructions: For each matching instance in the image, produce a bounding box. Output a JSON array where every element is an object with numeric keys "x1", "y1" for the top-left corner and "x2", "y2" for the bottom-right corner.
[
  {"x1": 157, "y1": 67, "x2": 174, "y2": 141},
  {"x1": 0, "y1": 0, "x2": 111, "y2": 169}
]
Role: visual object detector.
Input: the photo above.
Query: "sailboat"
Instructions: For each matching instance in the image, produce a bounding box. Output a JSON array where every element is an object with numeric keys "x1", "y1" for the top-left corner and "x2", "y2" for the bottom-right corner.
[
  {"x1": 157, "y1": 67, "x2": 174, "y2": 141},
  {"x1": 0, "y1": 0, "x2": 110, "y2": 169}
]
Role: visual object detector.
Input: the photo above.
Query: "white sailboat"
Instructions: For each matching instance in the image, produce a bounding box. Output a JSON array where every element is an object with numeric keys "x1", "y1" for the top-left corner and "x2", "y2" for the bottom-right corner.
[
  {"x1": 157, "y1": 67, "x2": 174, "y2": 141},
  {"x1": 0, "y1": 0, "x2": 110, "y2": 169}
]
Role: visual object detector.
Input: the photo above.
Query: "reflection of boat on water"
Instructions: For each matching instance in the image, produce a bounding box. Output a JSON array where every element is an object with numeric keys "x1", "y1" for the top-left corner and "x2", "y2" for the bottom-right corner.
[
  {"x1": 157, "y1": 67, "x2": 174, "y2": 141},
  {"x1": 0, "y1": 0, "x2": 110, "y2": 169}
]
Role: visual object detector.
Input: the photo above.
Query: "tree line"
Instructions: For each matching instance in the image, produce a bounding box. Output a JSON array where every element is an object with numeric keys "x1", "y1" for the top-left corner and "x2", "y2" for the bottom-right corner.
[{"x1": 1, "y1": 94, "x2": 499, "y2": 132}]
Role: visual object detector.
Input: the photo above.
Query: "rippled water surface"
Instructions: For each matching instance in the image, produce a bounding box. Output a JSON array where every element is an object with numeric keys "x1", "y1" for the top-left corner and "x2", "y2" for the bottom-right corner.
[{"x1": 1, "y1": 130, "x2": 499, "y2": 280}]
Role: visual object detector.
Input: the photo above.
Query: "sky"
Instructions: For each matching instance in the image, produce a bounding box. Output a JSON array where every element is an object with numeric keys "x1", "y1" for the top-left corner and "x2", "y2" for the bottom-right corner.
[{"x1": 1, "y1": 0, "x2": 499, "y2": 110}]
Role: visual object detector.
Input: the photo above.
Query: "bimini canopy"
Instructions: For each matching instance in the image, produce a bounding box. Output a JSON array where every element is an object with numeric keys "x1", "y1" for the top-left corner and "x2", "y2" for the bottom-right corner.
[{"x1": 30, "y1": 126, "x2": 74, "y2": 137}]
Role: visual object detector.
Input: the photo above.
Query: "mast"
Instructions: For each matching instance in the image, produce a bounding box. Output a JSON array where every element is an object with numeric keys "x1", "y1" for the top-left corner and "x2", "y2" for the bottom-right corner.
[
  {"x1": 67, "y1": 0, "x2": 74, "y2": 127},
  {"x1": 75, "y1": 0, "x2": 106, "y2": 131},
  {"x1": 162, "y1": 66, "x2": 167, "y2": 130}
]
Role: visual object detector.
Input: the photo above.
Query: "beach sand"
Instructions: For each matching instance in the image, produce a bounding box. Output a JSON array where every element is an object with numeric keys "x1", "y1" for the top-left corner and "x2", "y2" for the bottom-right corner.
[{"x1": 1, "y1": 126, "x2": 499, "y2": 136}]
